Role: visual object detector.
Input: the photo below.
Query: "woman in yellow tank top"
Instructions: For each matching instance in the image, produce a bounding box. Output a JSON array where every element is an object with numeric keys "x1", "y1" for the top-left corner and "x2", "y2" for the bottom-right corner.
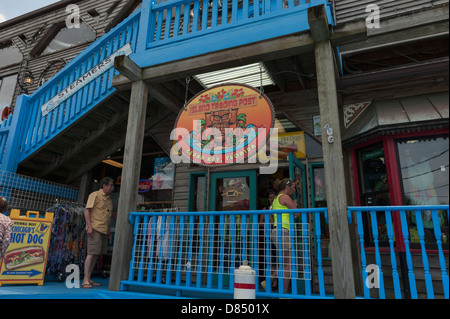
[
  {"x1": 272, "y1": 178, "x2": 297, "y2": 227},
  {"x1": 270, "y1": 178, "x2": 298, "y2": 294}
]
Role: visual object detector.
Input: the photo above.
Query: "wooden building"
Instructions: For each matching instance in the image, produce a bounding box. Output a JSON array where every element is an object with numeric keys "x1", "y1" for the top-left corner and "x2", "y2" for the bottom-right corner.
[{"x1": 0, "y1": 0, "x2": 448, "y2": 298}]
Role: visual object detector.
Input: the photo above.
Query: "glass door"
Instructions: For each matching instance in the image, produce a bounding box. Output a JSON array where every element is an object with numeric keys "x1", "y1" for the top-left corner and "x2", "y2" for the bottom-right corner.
[
  {"x1": 209, "y1": 170, "x2": 257, "y2": 286},
  {"x1": 356, "y1": 143, "x2": 391, "y2": 246},
  {"x1": 310, "y1": 162, "x2": 331, "y2": 260},
  {"x1": 288, "y1": 153, "x2": 309, "y2": 294},
  {"x1": 210, "y1": 171, "x2": 257, "y2": 211},
  {"x1": 288, "y1": 153, "x2": 307, "y2": 208}
]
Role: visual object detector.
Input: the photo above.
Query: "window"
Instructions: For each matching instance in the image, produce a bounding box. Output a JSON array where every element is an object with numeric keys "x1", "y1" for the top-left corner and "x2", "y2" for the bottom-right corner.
[
  {"x1": 311, "y1": 163, "x2": 326, "y2": 208},
  {"x1": 0, "y1": 42, "x2": 22, "y2": 69},
  {"x1": 357, "y1": 143, "x2": 390, "y2": 206},
  {"x1": 214, "y1": 176, "x2": 251, "y2": 211},
  {"x1": 356, "y1": 143, "x2": 391, "y2": 245},
  {"x1": 397, "y1": 136, "x2": 449, "y2": 206},
  {"x1": 396, "y1": 136, "x2": 449, "y2": 245},
  {"x1": 40, "y1": 21, "x2": 96, "y2": 56},
  {"x1": 352, "y1": 133, "x2": 449, "y2": 249},
  {"x1": 0, "y1": 74, "x2": 18, "y2": 123}
]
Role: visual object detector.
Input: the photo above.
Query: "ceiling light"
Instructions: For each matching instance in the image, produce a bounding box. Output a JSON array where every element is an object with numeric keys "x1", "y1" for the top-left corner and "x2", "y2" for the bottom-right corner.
[
  {"x1": 194, "y1": 62, "x2": 274, "y2": 88},
  {"x1": 102, "y1": 159, "x2": 123, "y2": 168}
]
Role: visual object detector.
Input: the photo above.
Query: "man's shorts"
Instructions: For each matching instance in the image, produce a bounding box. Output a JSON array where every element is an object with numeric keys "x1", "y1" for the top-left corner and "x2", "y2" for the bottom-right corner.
[{"x1": 87, "y1": 229, "x2": 108, "y2": 255}]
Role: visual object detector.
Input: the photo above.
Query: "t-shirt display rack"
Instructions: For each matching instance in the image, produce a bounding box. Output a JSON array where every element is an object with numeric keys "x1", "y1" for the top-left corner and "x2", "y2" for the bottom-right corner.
[{"x1": 45, "y1": 199, "x2": 87, "y2": 281}]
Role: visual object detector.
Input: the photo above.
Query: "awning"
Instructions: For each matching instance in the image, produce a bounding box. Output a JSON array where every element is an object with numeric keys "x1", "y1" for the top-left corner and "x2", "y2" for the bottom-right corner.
[{"x1": 342, "y1": 91, "x2": 449, "y2": 147}]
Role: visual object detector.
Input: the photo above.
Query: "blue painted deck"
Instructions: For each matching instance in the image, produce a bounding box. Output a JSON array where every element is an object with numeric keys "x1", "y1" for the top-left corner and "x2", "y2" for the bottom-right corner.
[{"x1": 0, "y1": 277, "x2": 185, "y2": 299}]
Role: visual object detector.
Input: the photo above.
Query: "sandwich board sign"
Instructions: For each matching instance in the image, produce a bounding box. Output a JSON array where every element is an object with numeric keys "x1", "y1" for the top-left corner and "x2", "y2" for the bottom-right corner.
[{"x1": 0, "y1": 210, "x2": 53, "y2": 286}]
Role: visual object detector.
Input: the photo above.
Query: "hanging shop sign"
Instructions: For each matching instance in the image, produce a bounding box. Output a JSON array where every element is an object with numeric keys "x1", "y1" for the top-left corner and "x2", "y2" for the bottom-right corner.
[
  {"x1": 40, "y1": 43, "x2": 133, "y2": 117},
  {"x1": 0, "y1": 210, "x2": 53, "y2": 287},
  {"x1": 172, "y1": 84, "x2": 275, "y2": 166}
]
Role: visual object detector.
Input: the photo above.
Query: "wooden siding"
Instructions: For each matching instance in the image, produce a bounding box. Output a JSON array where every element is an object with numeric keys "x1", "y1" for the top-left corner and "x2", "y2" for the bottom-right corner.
[{"x1": 334, "y1": 0, "x2": 449, "y2": 24}]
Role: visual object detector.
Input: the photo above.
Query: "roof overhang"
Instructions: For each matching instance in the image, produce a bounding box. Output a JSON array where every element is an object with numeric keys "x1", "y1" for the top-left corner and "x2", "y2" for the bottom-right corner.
[{"x1": 342, "y1": 91, "x2": 449, "y2": 147}]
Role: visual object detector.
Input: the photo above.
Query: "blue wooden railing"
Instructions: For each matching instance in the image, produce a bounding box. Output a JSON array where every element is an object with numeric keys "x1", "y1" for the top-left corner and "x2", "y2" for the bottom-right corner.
[
  {"x1": 132, "y1": 0, "x2": 334, "y2": 67},
  {"x1": 121, "y1": 208, "x2": 332, "y2": 299},
  {"x1": 122, "y1": 206, "x2": 449, "y2": 299},
  {"x1": 348, "y1": 205, "x2": 449, "y2": 299},
  {"x1": 0, "y1": 111, "x2": 14, "y2": 168},
  {"x1": 0, "y1": 10, "x2": 141, "y2": 172}
]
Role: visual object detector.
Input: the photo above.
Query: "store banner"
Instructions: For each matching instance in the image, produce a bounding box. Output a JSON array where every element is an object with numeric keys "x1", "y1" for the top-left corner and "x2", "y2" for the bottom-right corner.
[
  {"x1": 0, "y1": 210, "x2": 53, "y2": 287},
  {"x1": 40, "y1": 43, "x2": 133, "y2": 117},
  {"x1": 152, "y1": 157, "x2": 174, "y2": 190},
  {"x1": 276, "y1": 131, "x2": 306, "y2": 159},
  {"x1": 173, "y1": 83, "x2": 275, "y2": 166}
]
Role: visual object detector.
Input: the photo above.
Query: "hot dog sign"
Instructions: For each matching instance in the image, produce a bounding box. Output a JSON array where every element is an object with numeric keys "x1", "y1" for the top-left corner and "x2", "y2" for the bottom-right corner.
[{"x1": 0, "y1": 210, "x2": 53, "y2": 286}]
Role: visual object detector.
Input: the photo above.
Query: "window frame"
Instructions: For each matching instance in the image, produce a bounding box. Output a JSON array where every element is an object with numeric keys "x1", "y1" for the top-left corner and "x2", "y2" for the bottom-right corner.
[{"x1": 350, "y1": 127, "x2": 449, "y2": 253}]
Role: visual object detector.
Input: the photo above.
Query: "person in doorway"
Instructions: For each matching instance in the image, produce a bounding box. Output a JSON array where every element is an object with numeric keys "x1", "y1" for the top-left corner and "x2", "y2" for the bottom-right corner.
[
  {"x1": 259, "y1": 190, "x2": 276, "y2": 222},
  {"x1": 270, "y1": 178, "x2": 297, "y2": 294},
  {"x1": 82, "y1": 177, "x2": 114, "y2": 288},
  {"x1": 0, "y1": 196, "x2": 13, "y2": 260},
  {"x1": 258, "y1": 190, "x2": 277, "y2": 285},
  {"x1": 265, "y1": 191, "x2": 276, "y2": 210}
]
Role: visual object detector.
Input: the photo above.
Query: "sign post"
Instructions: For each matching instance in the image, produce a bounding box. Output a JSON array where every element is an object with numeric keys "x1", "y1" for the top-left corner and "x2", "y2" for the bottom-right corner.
[{"x1": 0, "y1": 210, "x2": 53, "y2": 286}]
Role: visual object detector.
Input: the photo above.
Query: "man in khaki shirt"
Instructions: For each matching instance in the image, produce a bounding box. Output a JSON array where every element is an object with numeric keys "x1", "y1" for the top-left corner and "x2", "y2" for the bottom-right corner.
[{"x1": 82, "y1": 177, "x2": 114, "y2": 288}]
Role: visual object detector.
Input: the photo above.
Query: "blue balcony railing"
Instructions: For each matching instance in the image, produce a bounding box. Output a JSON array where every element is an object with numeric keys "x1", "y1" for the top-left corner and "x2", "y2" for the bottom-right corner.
[
  {"x1": 132, "y1": 0, "x2": 334, "y2": 67},
  {"x1": 0, "y1": 10, "x2": 141, "y2": 172},
  {"x1": 122, "y1": 208, "x2": 332, "y2": 298},
  {"x1": 122, "y1": 205, "x2": 449, "y2": 299}
]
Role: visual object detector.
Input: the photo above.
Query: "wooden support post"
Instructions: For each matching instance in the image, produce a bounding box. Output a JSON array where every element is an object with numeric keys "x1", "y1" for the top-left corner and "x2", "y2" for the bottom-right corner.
[
  {"x1": 308, "y1": 5, "x2": 356, "y2": 299},
  {"x1": 77, "y1": 171, "x2": 92, "y2": 203},
  {"x1": 109, "y1": 79, "x2": 148, "y2": 291}
]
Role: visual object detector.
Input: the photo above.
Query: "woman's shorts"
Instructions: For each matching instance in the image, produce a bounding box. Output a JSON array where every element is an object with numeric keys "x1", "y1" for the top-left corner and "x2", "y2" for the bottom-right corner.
[
  {"x1": 87, "y1": 229, "x2": 108, "y2": 255},
  {"x1": 270, "y1": 228, "x2": 291, "y2": 252}
]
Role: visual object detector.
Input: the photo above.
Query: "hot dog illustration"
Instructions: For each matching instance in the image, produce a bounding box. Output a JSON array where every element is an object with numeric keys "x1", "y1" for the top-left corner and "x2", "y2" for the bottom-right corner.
[{"x1": 3, "y1": 246, "x2": 45, "y2": 270}]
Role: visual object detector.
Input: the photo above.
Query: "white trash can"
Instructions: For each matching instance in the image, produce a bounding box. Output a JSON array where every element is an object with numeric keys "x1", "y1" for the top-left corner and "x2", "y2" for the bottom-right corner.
[{"x1": 234, "y1": 260, "x2": 256, "y2": 299}]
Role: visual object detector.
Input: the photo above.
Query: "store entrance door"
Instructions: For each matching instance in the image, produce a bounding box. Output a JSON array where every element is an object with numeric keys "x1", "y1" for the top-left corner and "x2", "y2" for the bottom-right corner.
[
  {"x1": 288, "y1": 153, "x2": 307, "y2": 208},
  {"x1": 209, "y1": 170, "x2": 257, "y2": 211}
]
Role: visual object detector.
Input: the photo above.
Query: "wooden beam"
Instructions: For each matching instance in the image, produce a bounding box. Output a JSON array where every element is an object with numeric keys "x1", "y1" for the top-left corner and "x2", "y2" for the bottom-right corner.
[
  {"x1": 339, "y1": 20, "x2": 448, "y2": 54},
  {"x1": 109, "y1": 80, "x2": 148, "y2": 291},
  {"x1": 114, "y1": 55, "x2": 142, "y2": 81},
  {"x1": 65, "y1": 135, "x2": 126, "y2": 183},
  {"x1": 308, "y1": 4, "x2": 330, "y2": 42},
  {"x1": 290, "y1": 56, "x2": 307, "y2": 90},
  {"x1": 330, "y1": 19, "x2": 367, "y2": 47},
  {"x1": 264, "y1": 60, "x2": 286, "y2": 92},
  {"x1": 63, "y1": 101, "x2": 171, "y2": 183},
  {"x1": 308, "y1": 5, "x2": 356, "y2": 299},
  {"x1": 147, "y1": 83, "x2": 183, "y2": 113},
  {"x1": 113, "y1": 32, "x2": 315, "y2": 89},
  {"x1": 77, "y1": 171, "x2": 92, "y2": 203}
]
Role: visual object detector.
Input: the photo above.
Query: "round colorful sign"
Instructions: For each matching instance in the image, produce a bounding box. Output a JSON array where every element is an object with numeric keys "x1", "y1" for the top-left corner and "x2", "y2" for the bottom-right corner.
[{"x1": 173, "y1": 83, "x2": 275, "y2": 166}]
